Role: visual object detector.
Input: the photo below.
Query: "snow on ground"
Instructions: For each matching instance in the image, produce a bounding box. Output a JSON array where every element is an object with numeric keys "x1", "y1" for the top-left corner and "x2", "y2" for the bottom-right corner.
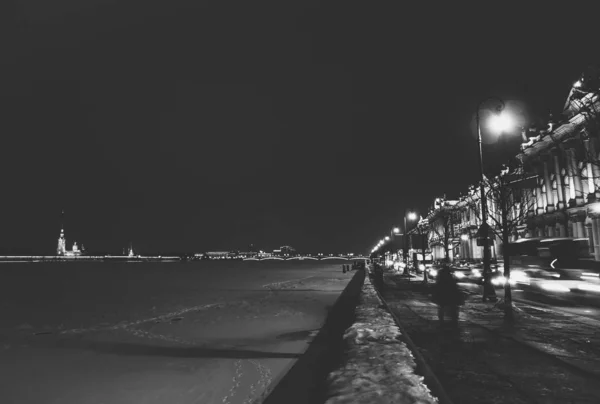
[{"x1": 324, "y1": 273, "x2": 439, "y2": 404}]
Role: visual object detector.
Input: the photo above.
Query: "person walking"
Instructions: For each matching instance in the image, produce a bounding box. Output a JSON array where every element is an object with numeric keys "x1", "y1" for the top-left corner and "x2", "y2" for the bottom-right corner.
[
  {"x1": 373, "y1": 262, "x2": 384, "y2": 290},
  {"x1": 431, "y1": 265, "x2": 463, "y2": 327}
]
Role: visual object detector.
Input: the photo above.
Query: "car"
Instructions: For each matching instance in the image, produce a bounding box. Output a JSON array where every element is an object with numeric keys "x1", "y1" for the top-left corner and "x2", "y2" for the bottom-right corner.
[
  {"x1": 426, "y1": 264, "x2": 445, "y2": 279},
  {"x1": 450, "y1": 262, "x2": 500, "y2": 284}
]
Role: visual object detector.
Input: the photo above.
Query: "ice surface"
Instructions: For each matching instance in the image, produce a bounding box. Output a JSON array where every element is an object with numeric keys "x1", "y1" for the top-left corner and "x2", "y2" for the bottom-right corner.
[
  {"x1": 324, "y1": 274, "x2": 439, "y2": 404},
  {"x1": 0, "y1": 261, "x2": 351, "y2": 404}
]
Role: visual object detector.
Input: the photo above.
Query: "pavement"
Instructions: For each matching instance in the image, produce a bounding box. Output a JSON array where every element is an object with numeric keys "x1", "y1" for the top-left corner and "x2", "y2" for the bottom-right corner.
[{"x1": 378, "y1": 269, "x2": 600, "y2": 404}]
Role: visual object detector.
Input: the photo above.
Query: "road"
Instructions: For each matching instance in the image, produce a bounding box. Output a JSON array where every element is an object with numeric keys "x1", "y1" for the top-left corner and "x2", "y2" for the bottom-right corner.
[
  {"x1": 0, "y1": 261, "x2": 353, "y2": 404},
  {"x1": 383, "y1": 272, "x2": 600, "y2": 404}
]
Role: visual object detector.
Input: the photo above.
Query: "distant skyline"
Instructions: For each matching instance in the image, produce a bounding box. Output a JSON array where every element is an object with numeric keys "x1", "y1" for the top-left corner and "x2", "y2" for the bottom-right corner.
[{"x1": 2, "y1": 2, "x2": 600, "y2": 254}]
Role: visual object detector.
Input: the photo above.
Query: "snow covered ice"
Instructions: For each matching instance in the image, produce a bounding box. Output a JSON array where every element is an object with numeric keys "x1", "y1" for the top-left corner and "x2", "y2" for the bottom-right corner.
[{"x1": 0, "y1": 261, "x2": 352, "y2": 404}]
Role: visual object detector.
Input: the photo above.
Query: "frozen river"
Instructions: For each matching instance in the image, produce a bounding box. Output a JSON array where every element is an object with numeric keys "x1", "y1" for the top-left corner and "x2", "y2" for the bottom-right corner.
[{"x1": 0, "y1": 261, "x2": 353, "y2": 404}]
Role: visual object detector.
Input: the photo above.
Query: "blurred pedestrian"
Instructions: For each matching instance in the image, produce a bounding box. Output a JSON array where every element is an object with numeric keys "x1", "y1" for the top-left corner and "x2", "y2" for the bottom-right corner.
[
  {"x1": 431, "y1": 265, "x2": 463, "y2": 327},
  {"x1": 373, "y1": 263, "x2": 384, "y2": 290}
]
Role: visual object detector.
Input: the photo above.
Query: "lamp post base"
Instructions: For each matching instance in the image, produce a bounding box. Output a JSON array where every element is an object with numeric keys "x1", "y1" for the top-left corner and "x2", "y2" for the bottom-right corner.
[{"x1": 482, "y1": 276, "x2": 498, "y2": 302}]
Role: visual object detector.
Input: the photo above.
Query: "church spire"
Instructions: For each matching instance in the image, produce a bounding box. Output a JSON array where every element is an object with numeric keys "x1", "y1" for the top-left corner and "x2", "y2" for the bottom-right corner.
[{"x1": 57, "y1": 209, "x2": 66, "y2": 256}]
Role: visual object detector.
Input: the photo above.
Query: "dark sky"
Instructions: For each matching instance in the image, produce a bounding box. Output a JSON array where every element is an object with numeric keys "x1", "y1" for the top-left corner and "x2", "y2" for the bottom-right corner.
[{"x1": 2, "y1": 2, "x2": 599, "y2": 254}]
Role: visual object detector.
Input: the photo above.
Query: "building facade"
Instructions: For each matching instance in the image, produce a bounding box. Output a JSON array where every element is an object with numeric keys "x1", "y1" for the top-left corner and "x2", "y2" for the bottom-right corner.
[{"x1": 417, "y1": 77, "x2": 600, "y2": 262}]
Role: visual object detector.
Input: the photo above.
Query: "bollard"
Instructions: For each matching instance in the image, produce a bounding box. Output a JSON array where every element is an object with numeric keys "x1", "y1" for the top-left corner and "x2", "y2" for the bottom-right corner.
[{"x1": 342, "y1": 265, "x2": 346, "y2": 273}]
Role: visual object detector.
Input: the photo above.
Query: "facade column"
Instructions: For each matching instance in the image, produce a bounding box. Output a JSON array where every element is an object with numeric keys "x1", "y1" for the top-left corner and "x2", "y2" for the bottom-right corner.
[
  {"x1": 584, "y1": 135, "x2": 600, "y2": 200},
  {"x1": 472, "y1": 238, "x2": 480, "y2": 260},
  {"x1": 466, "y1": 237, "x2": 472, "y2": 260},
  {"x1": 565, "y1": 147, "x2": 585, "y2": 206},
  {"x1": 556, "y1": 213, "x2": 567, "y2": 237},
  {"x1": 566, "y1": 213, "x2": 574, "y2": 237},
  {"x1": 575, "y1": 214, "x2": 587, "y2": 238},
  {"x1": 553, "y1": 150, "x2": 566, "y2": 210},
  {"x1": 543, "y1": 156, "x2": 555, "y2": 212},
  {"x1": 533, "y1": 161, "x2": 546, "y2": 215},
  {"x1": 585, "y1": 221, "x2": 594, "y2": 256},
  {"x1": 572, "y1": 214, "x2": 580, "y2": 237},
  {"x1": 577, "y1": 220, "x2": 585, "y2": 238},
  {"x1": 545, "y1": 214, "x2": 557, "y2": 238},
  {"x1": 536, "y1": 181, "x2": 545, "y2": 215},
  {"x1": 591, "y1": 215, "x2": 600, "y2": 260}
]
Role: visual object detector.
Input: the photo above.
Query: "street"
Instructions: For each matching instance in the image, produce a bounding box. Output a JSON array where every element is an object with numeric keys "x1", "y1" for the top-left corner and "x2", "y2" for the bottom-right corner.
[
  {"x1": 380, "y1": 270, "x2": 600, "y2": 403},
  {"x1": 457, "y1": 280, "x2": 600, "y2": 320}
]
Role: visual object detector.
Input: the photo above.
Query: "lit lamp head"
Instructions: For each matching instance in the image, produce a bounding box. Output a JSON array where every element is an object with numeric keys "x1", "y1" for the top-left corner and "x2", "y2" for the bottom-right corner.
[
  {"x1": 384, "y1": 236, "x2": 390, "y2": 241},
  {"x1": 488, "y1": 111, "x2": 515, "y2": 134},
  {"x1": 393, "y1": 227, "x2": 400, "y2": 234},
  {"x1": 407, "y1": 212, "x2": 417, "y2": 221},
  {"x1": 574, "y1": 80, "x2": 583, "y2": 88},
  {"x1": 460, "y1": 234, "x2": 469, "y2": 241}
]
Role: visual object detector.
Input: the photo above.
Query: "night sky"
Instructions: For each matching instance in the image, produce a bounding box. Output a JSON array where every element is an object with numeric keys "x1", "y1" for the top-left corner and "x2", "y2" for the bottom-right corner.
[{"x1": 2, "y1": 2, "x2": 599, "y2": 254}]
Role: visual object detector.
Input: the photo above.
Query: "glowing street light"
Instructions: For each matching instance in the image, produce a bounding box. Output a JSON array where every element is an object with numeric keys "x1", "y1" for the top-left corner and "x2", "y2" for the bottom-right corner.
[
  {"x1": 476, "y1": 97, "x2": 515, "y2": 302},
  {"x1": 460, "y1": 234, "x2": 469, "y2": 241},
  {"x1": 393, "y1": 227, "x2": 400, "y2": 234},
  {"x1": 384, "y1": 236, "x2": 390, "y2": 241},
  {"x1": 401, "y1": 210, "x2": 418, "y2": 271},
  {"x1": 574, "y1": 79, "x2": 582, "y2": 88},
  {"x1": 488, "y1": 111, "x2": 515, "y2": 134}
]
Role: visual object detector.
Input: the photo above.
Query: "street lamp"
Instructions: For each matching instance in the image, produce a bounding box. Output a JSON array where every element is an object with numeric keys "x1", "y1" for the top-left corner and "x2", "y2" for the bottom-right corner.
[
  {"x1": 403, "y1": 211, "x2": 418, "y2": 272},
  {"x1": 488, "y1": 111, "x2": 515, "y2": 133},
  {"x1": 476, "y1": 97, "x2": 515, "y2": 302}
]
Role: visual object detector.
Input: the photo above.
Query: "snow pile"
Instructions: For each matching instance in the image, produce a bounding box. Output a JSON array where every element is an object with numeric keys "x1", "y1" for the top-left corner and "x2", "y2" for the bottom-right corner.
[{"x1": 324, "y1": 273, "x2": 439, "y2": 404}]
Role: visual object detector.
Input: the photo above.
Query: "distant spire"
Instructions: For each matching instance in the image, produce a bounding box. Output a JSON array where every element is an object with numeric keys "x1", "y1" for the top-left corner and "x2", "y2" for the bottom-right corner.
[{"x1": 57, "y1": 210, "x2": 66, "y2": 256}]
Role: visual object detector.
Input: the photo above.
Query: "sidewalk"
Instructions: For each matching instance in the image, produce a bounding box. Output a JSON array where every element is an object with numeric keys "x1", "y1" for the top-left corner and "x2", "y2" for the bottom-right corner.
[{"x1": 379, "y1": 270, "x2": 600, "y2": 404}]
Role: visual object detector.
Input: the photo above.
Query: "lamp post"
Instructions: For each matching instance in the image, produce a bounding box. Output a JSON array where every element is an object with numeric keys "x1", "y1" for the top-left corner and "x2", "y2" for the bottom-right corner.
[
  {"x1": 389, "y1": 227, "x2": 400, "y2": 266},
  {"x1": 403, "y1": 211, "x2": 418, "y2": 274},
  {"x1": 477, "y1": 96, "x2": 512, "y2": 302}
]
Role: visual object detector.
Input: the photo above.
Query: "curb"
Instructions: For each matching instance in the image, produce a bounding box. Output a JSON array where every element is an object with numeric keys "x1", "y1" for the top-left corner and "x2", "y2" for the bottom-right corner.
[
  {"x1": 258, "y1": 268, "x2": 365, "y2": 404},
  {"x1": 372, "y1": 272, "x2": 454, "y2": 404}
]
